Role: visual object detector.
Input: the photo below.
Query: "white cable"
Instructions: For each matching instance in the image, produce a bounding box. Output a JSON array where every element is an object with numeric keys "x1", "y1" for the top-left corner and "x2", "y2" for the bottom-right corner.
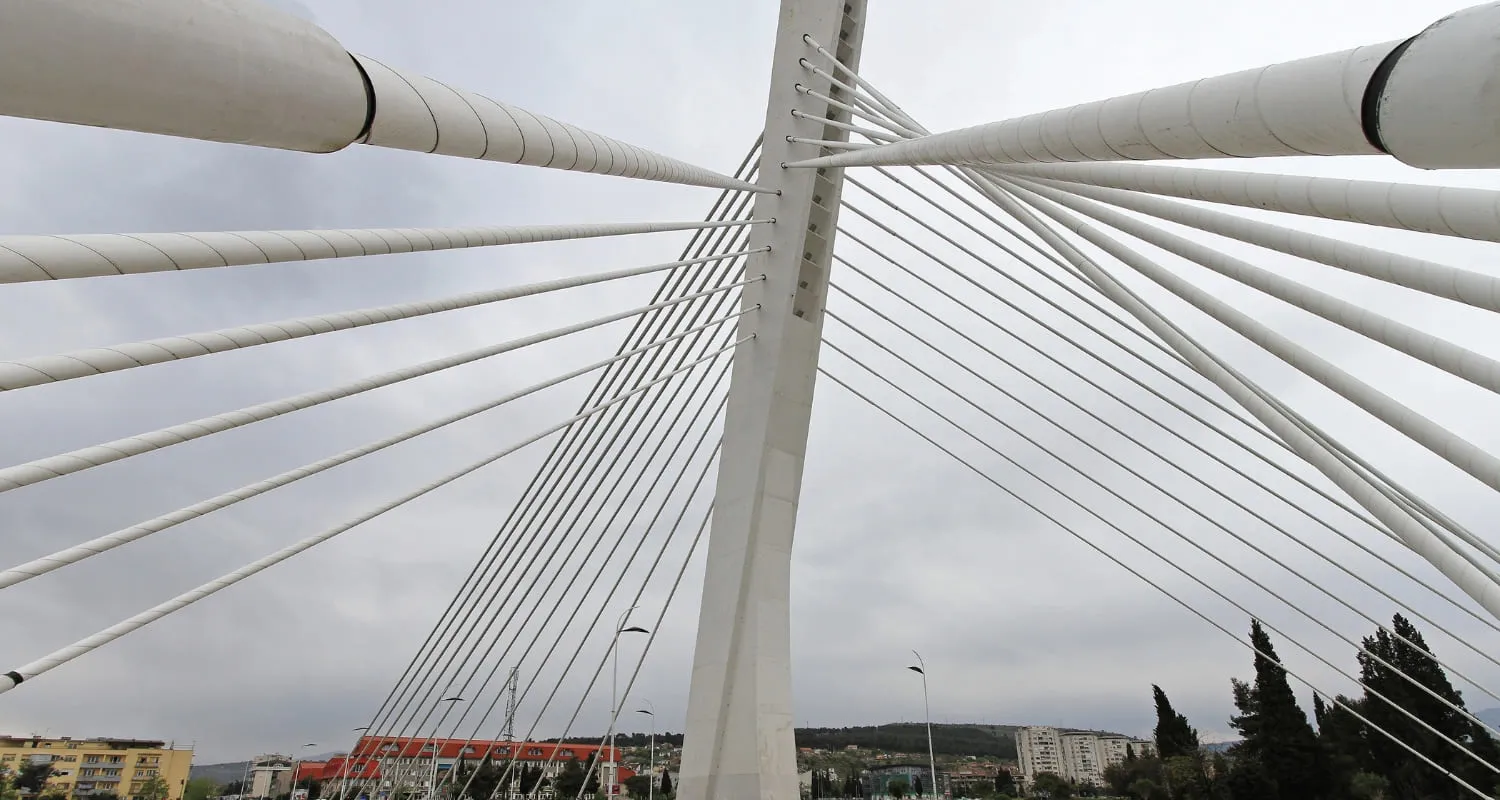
[
  {"x1": 0, "y1": 336, "x2": 745, "y2": 693},
  {"x1": 820, "y1": 370, "x2": 1494, "y2": 800},
  {"x1": 1006, "y1": 175, "x2": 1500, "y2": 313},
  {"x1": 999, "y1": 178, "x2": 1500, "y2": 508},
  {"x1": 977, "y1": 175, "x2": 1500, "y2": 620},
  {"x1": 1010, "y1": 177, "x2": 1500, "y2": 398},
  {"x1": 0, "y1": 247, "x2": 765, "y2": 391},
  {"x1": 0, "y1": 219, "x2": 766, "y2": 284},
  {"x1": 0, "y1": 281, "x2": 756, "y2": 494},
  {"x1": 831, "y1": 277, "x2": 1500, "y2": 669},
  {"x1": 989, "y1": 162, "x2": 1500, "y2": 244},
  {"x1": 348, "y1": 142, "x2": 759, "y2": 762},
  {"x1": 0, "y1": 305, "x2": 757, "y2": 590},
  {"x1": 826, "y1": 315, "x2": 1500, "y2": 726},
  {"x1": 834, "y1": 251, "x2": 1500, "y2": 639}
]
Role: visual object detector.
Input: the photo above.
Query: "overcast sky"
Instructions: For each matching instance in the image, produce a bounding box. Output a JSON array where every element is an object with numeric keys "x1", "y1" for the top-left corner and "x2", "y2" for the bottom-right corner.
[{"x1": 3, "y1": 0, "x2": 1500, "y2": 766}]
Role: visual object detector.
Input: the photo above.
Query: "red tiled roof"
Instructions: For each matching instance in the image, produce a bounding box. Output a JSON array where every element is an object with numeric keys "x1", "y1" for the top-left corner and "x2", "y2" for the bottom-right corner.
[{"x1": 344, "y1": 738, "x2": 621, "y2": 764}]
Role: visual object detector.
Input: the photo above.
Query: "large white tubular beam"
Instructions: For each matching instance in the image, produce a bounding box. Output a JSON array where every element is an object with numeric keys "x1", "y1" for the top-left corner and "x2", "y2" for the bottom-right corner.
[
  {"x1": 678, "y1": 2, "x2": 865, "y2": 799},
  {"x1": 1004, "y1": 176, "x2": 1500, "y2": 312},
  {"x1": 0, "y1": 219, "x2": 763, "y2": 284},
  {"x1": 790, "y1": 2, "x2": 1500, "y2": 170},
  {"x1": 0, "y1": 0, "x2": 762, "y2": 193},
  {"x1": 991, "y1": 162, "x2": 1500, "y2": 243}
]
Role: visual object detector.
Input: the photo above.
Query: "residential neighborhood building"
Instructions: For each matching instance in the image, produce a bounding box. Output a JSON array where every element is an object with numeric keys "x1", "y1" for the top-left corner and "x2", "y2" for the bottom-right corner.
[
  {"x1": 0, "y1": 735, "x2": 193, "y2": 800},
  {"x1": 861, "y1": 762, "x2": 949, "y2": 799},
  {"x1": 1015, "y1": 727, "x2": 1154, "y2": 789}
]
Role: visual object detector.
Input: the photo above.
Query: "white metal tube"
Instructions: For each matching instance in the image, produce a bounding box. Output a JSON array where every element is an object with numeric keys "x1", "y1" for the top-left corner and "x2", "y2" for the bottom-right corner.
[
  {"x1": 0, "y1": 337, "x2": 743, "y2": 693},
  {"x1": 0, "y1": 0, "x2": 368, "y2": 152},
  {"x1": 1012, "y1": 178, "x2": 1500, "y2": 396},
  {"x1": 989, "y1": 161, "x2": 1500, "y2": 243},
  {"x1": 1007, "y1": 176, "x2": 1500, "y2": 312},
  {"x1": 793, "y1": 2, "x2": 1500, "y2": 171},
  {"x1": 0, "y1": 282, "x2": 752, "y2": 494},
  {"x1": 0, "y1": 305, "x2": 754, "y2": 590},
  {"x1": 0, "y1": 219, "x2": 764, "y2": 284},
  {"x1": 982, "y1": 180, "x2": 1500, "y2": 620},
  {"x1": 0, "y1": 1, "x2": 763, "y2": 193},
  {"x1": 788, "y1": 41, "x2": 1397, "y2": 168},
  {"x1": 0, "y1": 247, "x2": 765, "y2": 391}
]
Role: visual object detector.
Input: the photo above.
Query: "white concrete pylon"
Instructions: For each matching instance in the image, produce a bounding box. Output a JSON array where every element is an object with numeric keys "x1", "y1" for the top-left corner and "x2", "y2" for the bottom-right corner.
[
  {"x1": 0, "y1": 0, "x2": 763, "y2": 193},
  {"x1": 788, "y1": 2, "x2": 1500, "y2": 171},
  {"x1": 677, "y1": 2, "x2": 866, "y2": 799}
]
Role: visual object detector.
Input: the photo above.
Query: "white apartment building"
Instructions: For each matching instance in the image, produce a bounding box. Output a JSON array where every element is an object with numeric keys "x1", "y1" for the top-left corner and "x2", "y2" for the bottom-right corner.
[
  {"x1": 1015, "y1": 727, "x2": 1064, "y2": 786},
  {"x1": 1060, "y1": 733, "x2": 1104, "y2": 787},
  {"x1": 1015, "y1": 727, "x2": 1156, "y2": 789}
]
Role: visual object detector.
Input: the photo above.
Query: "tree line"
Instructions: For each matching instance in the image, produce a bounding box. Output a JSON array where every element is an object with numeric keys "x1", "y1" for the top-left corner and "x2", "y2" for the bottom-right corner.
[{"x1": 1086, "y1": 615, "x2": 1499, "y2": 800}]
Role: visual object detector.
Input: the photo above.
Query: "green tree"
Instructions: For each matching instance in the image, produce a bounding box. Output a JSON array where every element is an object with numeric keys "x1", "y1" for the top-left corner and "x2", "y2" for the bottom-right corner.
[
  {"x1": 1229, "y1": 620, "x2": 1325, "y2": 799},
  {"x1": 659, "y1": 771, "x2": 672, "y2": 797},
  {"x1": 554, "y1": 760, "x2": 587, "y2": 800},
  {"x1": 1355, "y1": 614, "x2": 1499, "y2": 799},
  {"x1": 993, "y1": 772, "x2": 1015, "y2": 796},
  {"x1": 1347, "y1": 772, "x2": 1389, "y2": 800},
  {"x1": 623, "y1": 775, "x2": 652, "y2": 799},
  {"x1": 0, "y1": 770, "x2": 20, "y2": 800},
  {"x1": 13, "y1": 763, "x2": 52, "y2": 795},
  {"x1": 887, "y1": 778, "x2": 910, "y2": 800},
  {"x1": 911, "y1": 776, "x2": 923, "y2": 798},
  {"x1": 184, "y1": 777, "x2": 217, "y2": 800},
  {"x1": 1152, "y1": 685, "x2": 1201, "y2": 759},
  {"x1": 1028, "y1": 773, "x2": 1071, "y2": 799}
]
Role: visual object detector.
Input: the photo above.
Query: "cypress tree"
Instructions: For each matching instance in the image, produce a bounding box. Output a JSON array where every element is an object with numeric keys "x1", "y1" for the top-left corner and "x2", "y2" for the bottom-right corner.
[
  {"x1": 1152, "y1": 684, "x2": 1201, "y2": 758},
  {"x1": 1356, "y1": 614, "x2": 1500, "y2": 799},
  {"x1": 1229, "y1": 619, "x2": 1325, "y2": 799}
]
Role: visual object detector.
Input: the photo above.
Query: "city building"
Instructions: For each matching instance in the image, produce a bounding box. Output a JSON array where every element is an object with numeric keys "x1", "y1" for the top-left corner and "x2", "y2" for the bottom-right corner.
[
  {"x1": 1014, "y1": 728, "x2": 1153, "y2": 790},
  {"x1": 1014, "y1": 727, "x2": 1064, "y2": 787},
  {"x1": 861, "y1": 763, "x2": 949, "y2": 799},
  {"x1": 303, "y1": 737, "x2": 633, "y2": 798},
  {"x1": 0, "y1": 735, "x2": 193, "y2": 800},
  {"x1": 1058, "y1": 733, "x2": 1104, "y2": 788}
]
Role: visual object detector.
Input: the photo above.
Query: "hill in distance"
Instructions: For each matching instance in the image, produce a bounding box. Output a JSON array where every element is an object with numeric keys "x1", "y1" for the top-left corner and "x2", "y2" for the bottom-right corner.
[{"x1": 556, "y1": 723, "x2": 1106, "y2": 761}]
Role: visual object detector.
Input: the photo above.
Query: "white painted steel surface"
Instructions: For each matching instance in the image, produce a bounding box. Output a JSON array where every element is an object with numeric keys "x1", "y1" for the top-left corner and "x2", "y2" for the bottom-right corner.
[
  {"x1": 678, "y1": 2, "x2": 865, "y2": 799},
  {"x1": 991, "y1": 162, "x2": 1500, "y2": 242},
  {"x1": 0, "y1": 0, "x2": 761, "y2": 192},
  {"x1": 0, "y1": 0, "x2": 366, "y2": 152},
  {"x1": 790, "y1": 2, "x2": 1500, "y2": 171},
  {"x1": 0, "y1": 220, "x2": 762, "y2": 284}
]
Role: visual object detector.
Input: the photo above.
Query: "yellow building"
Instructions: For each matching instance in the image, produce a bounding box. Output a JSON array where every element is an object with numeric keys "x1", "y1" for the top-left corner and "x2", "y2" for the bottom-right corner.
[{"x1": 0, "y1": 736, "x2": 194, "y2": 800}]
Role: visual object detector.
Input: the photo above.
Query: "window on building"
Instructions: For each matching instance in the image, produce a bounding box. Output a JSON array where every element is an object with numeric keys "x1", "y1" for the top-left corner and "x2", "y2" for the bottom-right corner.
[
  {"x1": 526, "y1": 749, "x2": 542, "y2": 757},
  {"x1": 494, "y1": 748, "x2": 510, "y2": 756}
]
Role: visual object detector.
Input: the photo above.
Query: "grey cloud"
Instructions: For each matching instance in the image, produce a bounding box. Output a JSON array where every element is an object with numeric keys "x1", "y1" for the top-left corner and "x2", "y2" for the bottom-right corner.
[{"x1": 3, "y1": 0, "x2": 1498, "y2": 771}]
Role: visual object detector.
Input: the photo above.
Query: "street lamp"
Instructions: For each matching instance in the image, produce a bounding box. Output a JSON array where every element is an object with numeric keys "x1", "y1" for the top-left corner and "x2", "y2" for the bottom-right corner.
[
  {"x1": 339, "y1": 728, "x2": 370, "y2": 800},
  {"x1": 606, "y1": 607, "x2": 649, "y2": 799},
  {"x1": 286, "y1": 744, "x2": 317, "y2": 800},
  {"x1": 634, "y1": 704, "x2": 655, "y2": 800},
  {"x1": 429, "y1": 698, "x2": 465, "y2": 800},
  {"x1": 908, "y1": 652, "x2": 938, "y2": 800}
]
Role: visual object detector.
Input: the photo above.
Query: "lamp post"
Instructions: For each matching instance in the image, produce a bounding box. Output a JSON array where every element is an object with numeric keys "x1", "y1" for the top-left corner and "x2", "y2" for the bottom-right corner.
[
  {"x1": 607, "y1": 607, "x2": 649, "y2": 799},
  {"x1": 338, "y1": 727, "x2": 370, "y2": 800},
  {"x1": 286, "y1": 743, "x2": 317, "y2": 800},
  {"x1": 431, "y1": 698, "x2": 464, "y2": 800},
  {"x1": 907, "y1": 652, "x2": 938, "y2": 800},
  {"x1": 634, "y1": 704, "x2": 655, "y2": 800}
]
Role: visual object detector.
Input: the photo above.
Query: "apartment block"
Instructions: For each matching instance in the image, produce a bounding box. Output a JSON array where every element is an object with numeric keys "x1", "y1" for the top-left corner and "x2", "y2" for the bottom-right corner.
[
  {"x1": 1015, "y1": 727, "x2": 1154, "y2": 790},
  {"x1": 0, "y1": 736, "x2": 193, "y2": 800}
]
